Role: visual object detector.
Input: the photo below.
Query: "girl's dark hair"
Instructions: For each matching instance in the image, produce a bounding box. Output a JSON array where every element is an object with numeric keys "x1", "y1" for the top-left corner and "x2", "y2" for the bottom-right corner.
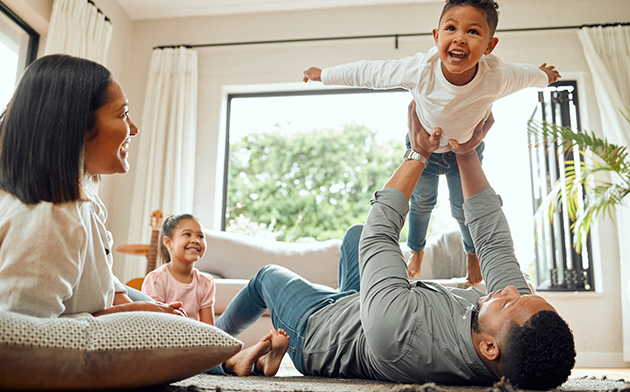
[
  {"x1": 160, "y1": 214, "x2": 198, "y2": 263},
  {"x1": 439, "y1": 0, "x2": 500, "y2": 35},
  {"x1": 0, "y1": 54, "x2": 112, "y2": 204}
]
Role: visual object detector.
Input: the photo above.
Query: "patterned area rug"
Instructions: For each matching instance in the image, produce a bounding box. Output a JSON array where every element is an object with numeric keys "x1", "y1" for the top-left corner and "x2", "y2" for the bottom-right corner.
[
  {"x1": 164, "y1": 373, "x2": 630, "y2": 392},
  {"x1": 106, "y1": 358, "x2": 630, "y2": 392}
]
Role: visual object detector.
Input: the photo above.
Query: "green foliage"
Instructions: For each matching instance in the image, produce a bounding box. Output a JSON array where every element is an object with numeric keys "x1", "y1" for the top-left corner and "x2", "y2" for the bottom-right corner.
[
  {"x1": 527, "y1": 109, "x2": 630, "y2": 252},
  {"x1": 227, "y1": 123, "x2": 405, "y2": 242}
]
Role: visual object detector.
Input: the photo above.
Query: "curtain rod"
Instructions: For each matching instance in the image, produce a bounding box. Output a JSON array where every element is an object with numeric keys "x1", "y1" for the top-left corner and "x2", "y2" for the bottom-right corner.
[
  {"x1": 153, "y1": 22, "x2": 629, "y2": 50},
  {"x1": 87, "y1": 0, "x2": 110, "y2": 23}
]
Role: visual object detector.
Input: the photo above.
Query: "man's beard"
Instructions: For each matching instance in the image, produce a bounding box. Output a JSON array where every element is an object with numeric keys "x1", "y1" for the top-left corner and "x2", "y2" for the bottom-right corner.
[{"x1": 471, "y1": 303, "x2": 481, "y2": 333}]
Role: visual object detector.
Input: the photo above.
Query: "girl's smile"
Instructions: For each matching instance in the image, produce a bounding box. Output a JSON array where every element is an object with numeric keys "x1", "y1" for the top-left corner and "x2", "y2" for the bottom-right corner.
[{"x1": 165, "y1": 218, "x2": 207, "y2": 264}]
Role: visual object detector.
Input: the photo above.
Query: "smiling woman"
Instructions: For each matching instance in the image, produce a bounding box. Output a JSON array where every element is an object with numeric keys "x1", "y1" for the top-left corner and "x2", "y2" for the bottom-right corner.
[
  {"x1": 0, "y1": 54, "x2": 183, "y2": 319},
  {"x1": 83, "y1": 80, "x2": 139, "y2": 177}
]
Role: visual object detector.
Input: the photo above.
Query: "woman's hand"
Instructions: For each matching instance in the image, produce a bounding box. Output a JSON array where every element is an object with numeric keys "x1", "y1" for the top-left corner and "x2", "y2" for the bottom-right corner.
[
  {"x1": 447, "y1": 112, "x2": 494, "y2": 157},
  {"x1": 93, "y1": 300, "x2": 188, "y2": 317},
  {"x1": 127, "y1": 301, "x2": 188, "y2": 317},
  {"x1": 408, "y1": 101, "x2": 441, "y2": 158}
]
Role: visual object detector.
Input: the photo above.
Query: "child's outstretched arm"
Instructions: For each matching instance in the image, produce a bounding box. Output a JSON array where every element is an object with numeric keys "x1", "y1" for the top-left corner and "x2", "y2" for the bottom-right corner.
[
  {"x1": 303, "y1": 67, "x2": 322, "y2": 83},
  {"x1": 539, "y1": 63, "x2": 561, "y2": 84}
]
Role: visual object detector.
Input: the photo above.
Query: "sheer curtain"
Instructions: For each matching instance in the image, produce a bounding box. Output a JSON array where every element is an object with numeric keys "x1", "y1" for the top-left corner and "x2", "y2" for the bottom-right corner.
[
  {"x1": 124, "y1": 47, "x2": 199, "y2": 281},
  {"x1": 578, "y1": 24, "x2": 630, "y2": 361},
  {"x1": 45, "y1": 0, "x2": 112, "y2": 64}
]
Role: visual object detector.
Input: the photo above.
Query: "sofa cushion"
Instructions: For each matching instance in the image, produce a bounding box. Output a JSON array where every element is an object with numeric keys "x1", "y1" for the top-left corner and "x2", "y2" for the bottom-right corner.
[
  {"x1": 197, "y1": 229, "x2": 342, "y2": 289},
  {"x1": 0, "y1": 310, "x2": 242, "y2": 391}
]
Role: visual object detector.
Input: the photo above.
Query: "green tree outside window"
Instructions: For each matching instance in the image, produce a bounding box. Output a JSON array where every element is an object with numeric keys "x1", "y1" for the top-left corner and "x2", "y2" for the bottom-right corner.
[{"x1": 227, "y1": 123, "x2": 406, "y2": 242}]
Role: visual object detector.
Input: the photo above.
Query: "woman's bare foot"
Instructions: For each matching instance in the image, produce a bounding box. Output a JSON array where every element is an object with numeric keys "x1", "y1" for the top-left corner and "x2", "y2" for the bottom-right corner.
[
  {"x1": 408, "y1": 250, "x2": 424, "y2": 279},
  {"x1": 255, "y1": 328, "x2": 290, "y2": 376},
  {"x1": 466, "y1": 254, "x2": 482, "y2": 286},
  {"x1": 223, "y1": 333, "x2": 272, "y2": 376}
]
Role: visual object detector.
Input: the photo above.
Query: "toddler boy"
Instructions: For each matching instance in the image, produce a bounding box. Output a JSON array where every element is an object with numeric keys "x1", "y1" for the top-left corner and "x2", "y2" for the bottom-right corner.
[{"x1": 303, "y1": 0, "x2": 560, "y2": 284}]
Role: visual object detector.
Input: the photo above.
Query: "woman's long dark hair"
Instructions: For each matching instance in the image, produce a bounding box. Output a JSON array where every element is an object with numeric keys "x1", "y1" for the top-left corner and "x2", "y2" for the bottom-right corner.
[{"x1": 0, "y1": 54, "x2": 112, "y2": 204}]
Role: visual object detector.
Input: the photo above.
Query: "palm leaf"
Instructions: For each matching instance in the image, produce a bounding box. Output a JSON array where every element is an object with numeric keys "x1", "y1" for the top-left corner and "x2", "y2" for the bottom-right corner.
[{"x1": 527, "y1": 111, "x2": 630, "y2": 253}]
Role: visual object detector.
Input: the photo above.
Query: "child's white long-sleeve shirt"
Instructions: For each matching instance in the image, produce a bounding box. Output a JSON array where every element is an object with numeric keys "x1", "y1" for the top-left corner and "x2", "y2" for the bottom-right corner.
[{"x1": 321, "y1": 47, "x2": 548, "y2": 153}]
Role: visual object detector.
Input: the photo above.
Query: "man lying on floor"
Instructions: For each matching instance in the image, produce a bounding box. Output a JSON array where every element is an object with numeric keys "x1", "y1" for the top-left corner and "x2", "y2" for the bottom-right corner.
[{"x1": 215, "y1": 102, "x2": 576, "y2": 390}]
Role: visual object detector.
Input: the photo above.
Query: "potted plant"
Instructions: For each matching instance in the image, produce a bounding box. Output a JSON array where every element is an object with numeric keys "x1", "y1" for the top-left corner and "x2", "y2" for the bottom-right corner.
[{"x1": 527, "y1": 108, "x2": 630, "y2": 252}]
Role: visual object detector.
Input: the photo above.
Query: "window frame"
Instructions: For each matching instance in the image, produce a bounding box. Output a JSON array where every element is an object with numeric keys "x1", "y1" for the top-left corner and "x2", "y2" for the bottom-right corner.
[
  {"x1": 0, "y1": 2, "x2": 39, "y2": 69},
  {"x1": 221, "y1": 88, "x2": 406, "y2": 231},
  {"x1": 528, "y1": 80, "x2": 595, "y2": 292}
]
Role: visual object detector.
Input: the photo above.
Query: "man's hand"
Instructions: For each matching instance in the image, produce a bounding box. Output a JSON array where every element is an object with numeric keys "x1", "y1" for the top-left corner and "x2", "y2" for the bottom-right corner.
[
  {"x1": 448, "y1": 112, "x2": 494, "y2": 156},
  {"x1": 303, "y1": 67, "x2": 322, "y2": 83},
  {"x1": 408, "y1": 101, "x2": 441, "y2": 157},
  {"x1": 539, "y1": 63, "x2": 561, "y2": 84},
  {"x1": 384, "y1": 102, "x2": 440, "y2": 199}
]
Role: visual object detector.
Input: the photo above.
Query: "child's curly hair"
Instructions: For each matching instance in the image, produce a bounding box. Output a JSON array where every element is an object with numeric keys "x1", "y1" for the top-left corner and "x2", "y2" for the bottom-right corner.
[{"x1": 439, "y1": 0, "x2": 500, "y2": 35}]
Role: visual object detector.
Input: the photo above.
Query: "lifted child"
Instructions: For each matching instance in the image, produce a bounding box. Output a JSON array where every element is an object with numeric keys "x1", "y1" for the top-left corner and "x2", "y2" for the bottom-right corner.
[{"x1": 303, "y1": 0, "x2": 560, "y2": 285}]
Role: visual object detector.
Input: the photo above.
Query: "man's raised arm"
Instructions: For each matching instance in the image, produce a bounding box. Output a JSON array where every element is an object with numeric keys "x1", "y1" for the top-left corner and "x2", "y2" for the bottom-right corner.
[
  {"x1": 357, "y1": 102, "x2": 442, "y2": 355},
  {"x1": 451, "y1": 123, "x2": 530, "y2": 295}
]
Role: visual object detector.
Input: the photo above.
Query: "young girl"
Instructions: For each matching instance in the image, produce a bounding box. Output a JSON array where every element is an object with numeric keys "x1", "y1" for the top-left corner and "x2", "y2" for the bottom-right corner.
[
  {"x1": 142, "y1": 214, "x2": 215, "y2": 323},
  {"x1": 142, "y1": 214, "x2": 289, "y2": 376}
]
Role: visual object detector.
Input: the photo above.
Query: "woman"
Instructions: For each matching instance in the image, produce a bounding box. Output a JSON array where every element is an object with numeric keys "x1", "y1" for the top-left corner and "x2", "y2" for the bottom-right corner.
[
  {"x1": 0, "y1": 54, "x2": 184, "y2": 318},
  {"x1": 0, "y1": 55, "x2": 289, "y2": 377}
]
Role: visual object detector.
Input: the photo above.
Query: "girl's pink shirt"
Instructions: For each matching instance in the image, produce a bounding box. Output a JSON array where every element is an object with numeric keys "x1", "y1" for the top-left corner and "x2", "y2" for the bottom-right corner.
[{"x1": 141, "y1": 264, "x2": 215, "y2": 321}]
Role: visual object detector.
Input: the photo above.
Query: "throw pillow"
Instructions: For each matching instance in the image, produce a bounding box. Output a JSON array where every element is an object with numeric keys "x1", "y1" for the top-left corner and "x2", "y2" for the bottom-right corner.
[{"x1": 0, "y1": 310, "x2": 242, "y2": 390}]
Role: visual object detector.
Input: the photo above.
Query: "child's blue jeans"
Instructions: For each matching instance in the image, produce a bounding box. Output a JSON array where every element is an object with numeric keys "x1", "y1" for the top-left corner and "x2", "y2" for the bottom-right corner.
[
  {"x1": 405, "y1": 135, "x2": 485, "y2": 255},
  {"x1": 214, "y1": 224, "x2": 363, "y2": 375}
]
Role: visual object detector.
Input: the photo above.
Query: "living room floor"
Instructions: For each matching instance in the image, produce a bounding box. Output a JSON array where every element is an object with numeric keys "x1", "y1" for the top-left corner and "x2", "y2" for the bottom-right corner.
[
  {"x1": 279, "y1": 355, "x2": 630, "y2": 380},
  {"x1": 572, "y1": 368, "x2": 630, "y2": 380}
]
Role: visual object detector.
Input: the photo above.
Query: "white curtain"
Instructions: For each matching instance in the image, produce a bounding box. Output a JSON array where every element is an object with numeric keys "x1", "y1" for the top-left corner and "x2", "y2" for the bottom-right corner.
[
  {"x1": 45, "y1": 0, "x2": 113, "y2": 64},
  {"x1": 123, "y1": 47, "x2": 199, "y2": 281},
  {"x1": 578, "y1": 24, "x2": 630, "y2": 362}
]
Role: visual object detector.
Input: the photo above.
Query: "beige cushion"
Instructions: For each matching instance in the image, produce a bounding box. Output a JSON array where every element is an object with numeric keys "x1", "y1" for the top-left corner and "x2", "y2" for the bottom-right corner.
[
  {"x1": 213, "y1": 278, "x2": 251, "y2": 314},
  {"x1": 0, "y1": 310, "x2": 242, "y2": 390},
  {"x1": 198, "y1": 229, "x2": 342, "y2": 289}
]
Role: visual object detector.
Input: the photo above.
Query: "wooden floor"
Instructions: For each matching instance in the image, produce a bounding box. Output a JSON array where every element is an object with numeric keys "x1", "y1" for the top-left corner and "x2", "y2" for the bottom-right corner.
[{"x1": 572, "y1": 368, "x2": 630, "y2": 380}]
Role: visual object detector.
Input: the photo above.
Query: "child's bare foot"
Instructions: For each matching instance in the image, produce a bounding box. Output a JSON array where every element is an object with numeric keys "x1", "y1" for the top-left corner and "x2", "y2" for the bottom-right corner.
[
  {"x1": 224, "y1": 333, "x2": 272, "y2": 376},
  {"x1": 408, "y1": 250, "x2": 424, "y2": 279},
  {"x1": 466, "y1": 254, "x2": 482, "y2": 286},
  {"x1": 256, "y1": 328, "x2": 290, "y2": 376}
]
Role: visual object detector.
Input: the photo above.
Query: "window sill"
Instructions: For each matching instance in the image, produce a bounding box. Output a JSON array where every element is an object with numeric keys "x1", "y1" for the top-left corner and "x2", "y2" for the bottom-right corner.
[{"x1": 537, "y1": 291, "x2": 604, "y2": 299}]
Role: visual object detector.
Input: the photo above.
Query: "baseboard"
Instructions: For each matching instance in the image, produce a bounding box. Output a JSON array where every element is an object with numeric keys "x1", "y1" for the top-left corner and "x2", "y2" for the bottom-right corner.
[{"x1": 576, "y1": 351, "x2": 630, "y2": 368}]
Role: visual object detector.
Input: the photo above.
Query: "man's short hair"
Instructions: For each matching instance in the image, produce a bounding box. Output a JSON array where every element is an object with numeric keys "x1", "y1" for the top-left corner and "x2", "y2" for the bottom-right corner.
[
  {"x1": 439, "y1": 0, "x2": 500, "y2": 36},
  {"x1": 503, "y1": 310, "x2": 576, "y2": 390}
]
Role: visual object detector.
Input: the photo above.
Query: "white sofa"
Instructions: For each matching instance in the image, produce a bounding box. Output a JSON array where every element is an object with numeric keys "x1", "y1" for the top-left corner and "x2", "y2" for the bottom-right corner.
[{"x1": 196, "y1": 229, "x2": 483, "y2": 347}]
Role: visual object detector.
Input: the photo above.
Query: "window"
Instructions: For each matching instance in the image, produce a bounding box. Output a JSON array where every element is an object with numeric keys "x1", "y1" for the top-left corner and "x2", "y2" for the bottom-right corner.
[
  {"x1": 224, "y1": 87, "x2": 544, "y2": 278},
  {"x1": 528, "y1": 81, "x2": 594, "y2": 291},
  {"x1": 224, "y1": 89, "x2": 410, "y2": 242},
  {"x1": 0, "y1": 2, "x2": 39, "y2": 110}
]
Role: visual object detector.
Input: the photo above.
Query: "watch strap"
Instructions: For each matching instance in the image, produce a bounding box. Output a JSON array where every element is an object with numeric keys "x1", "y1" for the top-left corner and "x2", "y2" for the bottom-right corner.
[{"x1": 404, "y1": 149, "x2": 429, "y2": 167}]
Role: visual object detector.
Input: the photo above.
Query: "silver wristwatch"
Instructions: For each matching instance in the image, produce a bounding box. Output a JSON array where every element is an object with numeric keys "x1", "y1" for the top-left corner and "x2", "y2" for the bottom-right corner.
[{"x1": 404, "y1": 149, "x2": 428, "y2": 167}]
